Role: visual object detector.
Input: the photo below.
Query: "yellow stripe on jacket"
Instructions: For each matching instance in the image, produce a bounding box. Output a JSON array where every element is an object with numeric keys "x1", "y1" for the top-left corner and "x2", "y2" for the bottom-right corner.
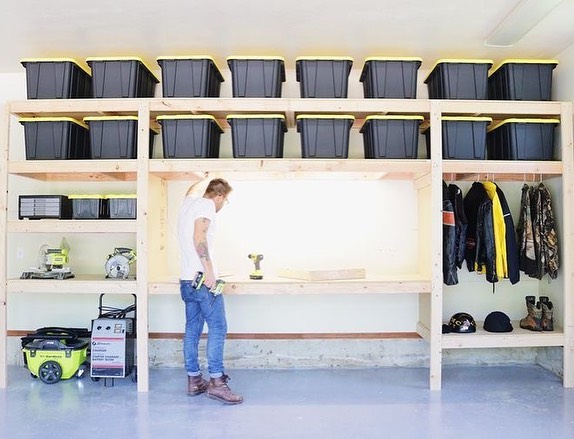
[{"x1": 482, "y1": 181, "x2": 507, "y2": 278}]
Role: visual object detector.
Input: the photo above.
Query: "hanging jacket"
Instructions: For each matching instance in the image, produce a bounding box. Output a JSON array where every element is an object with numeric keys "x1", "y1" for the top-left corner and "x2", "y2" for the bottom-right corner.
[
  {"x1": 482, "y1": 181, "x2": 507, "y2": 280},
  {"x1": 518, "y1": 183, "x2": 559, "y2": 280},
  {"x1": 448, "y1": 183, "x2": 468, "y2": 269},
  {"x1": 539, "y1": 183, "x2": 559, "y2": 279},
  {"x1": 463, "y1": 182, "x2": 497, "y2": 283},
  {"x1": 517, "y1": 184, "x2": 537, "y2": 276},
  {"x1": 495, "y1": 184, "x2": 520, "y2": 284},
  {"x1": 443, "y1": 181, "x2": 458, "y2": 285}
]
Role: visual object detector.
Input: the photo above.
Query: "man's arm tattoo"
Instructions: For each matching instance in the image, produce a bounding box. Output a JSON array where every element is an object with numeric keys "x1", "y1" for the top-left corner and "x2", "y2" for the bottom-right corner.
[{"x1": 196, "y1": 240, "x2": 210, "y2": 261}]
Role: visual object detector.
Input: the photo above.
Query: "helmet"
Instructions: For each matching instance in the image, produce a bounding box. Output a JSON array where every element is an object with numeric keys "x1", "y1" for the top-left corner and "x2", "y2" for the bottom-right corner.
[
  {"x1": 484, "y1": 311, "x2": 513, "y2": 333},
  {"x1": 448, "y1": 312, "x2": 476, "y2": 333}
]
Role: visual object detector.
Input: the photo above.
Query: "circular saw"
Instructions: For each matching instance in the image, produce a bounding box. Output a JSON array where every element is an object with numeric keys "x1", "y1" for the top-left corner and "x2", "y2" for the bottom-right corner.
[{"x1": 105, "y1": 247, "x2": 137, "y2": 279}]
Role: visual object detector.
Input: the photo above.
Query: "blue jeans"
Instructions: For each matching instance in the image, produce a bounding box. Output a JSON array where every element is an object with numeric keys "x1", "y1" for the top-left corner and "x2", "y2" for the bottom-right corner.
[{"x1": 180, "y1": 280, "x2": 227, "y2": 378}]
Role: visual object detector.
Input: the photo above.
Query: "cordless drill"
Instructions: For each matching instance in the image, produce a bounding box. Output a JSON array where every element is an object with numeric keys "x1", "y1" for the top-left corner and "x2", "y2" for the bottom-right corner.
[{"x1": 248, "y1": 254, "x2": 264, "y2": 280}]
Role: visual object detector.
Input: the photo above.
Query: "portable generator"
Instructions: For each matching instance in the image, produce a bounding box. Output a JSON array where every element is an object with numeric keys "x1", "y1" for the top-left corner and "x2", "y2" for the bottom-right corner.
[
  {"x1": 90, "y1": 294, "x2": 136, "y2": 385},
  {"x1": 21, "y1": 327, "x2": 90, "y2": 384}
]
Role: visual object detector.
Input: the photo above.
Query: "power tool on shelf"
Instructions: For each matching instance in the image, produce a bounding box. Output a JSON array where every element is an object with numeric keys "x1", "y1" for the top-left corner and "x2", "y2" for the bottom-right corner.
[
  {"x1": 248, "y1": 253, "x2": 264, "y2": 280},
  {"x1": 20, "y1": 237, "x2": 75, "y2": 280},
  {"x1": 105, "y1": 247, "x2": 137, "y2": 279}
]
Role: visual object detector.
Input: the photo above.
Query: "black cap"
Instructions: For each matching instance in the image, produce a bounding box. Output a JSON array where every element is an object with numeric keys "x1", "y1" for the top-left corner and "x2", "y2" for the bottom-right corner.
[{"x1": 484, "y1": 311, "x2": 513, "y2": 333}]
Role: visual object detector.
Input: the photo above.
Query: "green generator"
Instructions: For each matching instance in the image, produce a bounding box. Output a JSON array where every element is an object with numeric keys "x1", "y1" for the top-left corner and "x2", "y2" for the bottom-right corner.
[{"x1": 21, "y1": 327, "x2": 90, "y2": 384}]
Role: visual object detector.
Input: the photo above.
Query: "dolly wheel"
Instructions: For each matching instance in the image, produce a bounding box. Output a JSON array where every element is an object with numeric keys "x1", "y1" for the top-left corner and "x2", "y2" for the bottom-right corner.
[{"x1": 38, "y1": 361, "x2": 62, "y2": 384}]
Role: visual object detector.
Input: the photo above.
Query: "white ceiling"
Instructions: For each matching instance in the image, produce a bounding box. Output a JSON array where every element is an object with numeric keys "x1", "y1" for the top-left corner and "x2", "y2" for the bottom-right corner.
[{"x1": 3, "y1": 0, "x2": 574, "y2": 74}]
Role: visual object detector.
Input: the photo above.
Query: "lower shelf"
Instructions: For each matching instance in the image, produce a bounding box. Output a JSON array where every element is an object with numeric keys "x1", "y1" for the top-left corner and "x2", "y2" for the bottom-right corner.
[{"x1": 417, "y1": 321, "x2": 564, "y2": 348}]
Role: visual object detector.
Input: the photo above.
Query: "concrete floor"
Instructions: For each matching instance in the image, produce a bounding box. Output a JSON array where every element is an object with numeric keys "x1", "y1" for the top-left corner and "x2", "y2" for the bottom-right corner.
[{"x1": 0, "y1": 365, "x2": 573, "y2": 439}]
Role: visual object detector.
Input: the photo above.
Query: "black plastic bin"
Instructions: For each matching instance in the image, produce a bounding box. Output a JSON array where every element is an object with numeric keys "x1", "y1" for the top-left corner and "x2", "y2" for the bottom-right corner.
[
  {"x1": 227, "y1": 114, "x2": 286, "y2": 158},
  {"x1": 68, "y1": 195, "x2": 108, "y2": 219},
  {"x1": 296, "y1": 57, "x2": 353, "y2": 98},
  {"x1": 157, "y1": 56, "x2": 224, "y2": 98},
  {"x1": 18, "y1": 195, "x2": 73, "y2": 220},
  {"x1": 360, "y1": 57, "x2": 422, "y2": 99},
  {"x1": 107, "y1": 194, "x2": 137, "y2": 219},
  {"x1": 157, "y1": 115, "x2": 223, "y2": 158},
  {"x1": 422, "y1": 117, "x2": 492, "y2": 160},
  {"x1": 360, "y1": 115, "x2": 424, "y2": 159},
  {"x1": 487, "y1": 118, "x2": 559, "y2": 160},
  {"x1": 424, "y1": 59, "x2": 493, "y2": 99},
  {"x1": 21, "y1": 58, "x2": 92, "y2": 99},
  {"x1": 86, "y1": 57, "x2": 159, "y2": 98},
  {"x1": 84, "y1": 116, "x2": 157, "y2": 159},
  {"x1": 20, "y1": 117, "x2": 90, "y2": 160},
  {"x1": 226, "y1": 56, "x2": 285, "y2": 97},
  {"x1": 297, "y1": 115, "x2": 354, "y2": 158},
  {"x1": 488, "y1": 59, "x2": 558, "y2": 101}
]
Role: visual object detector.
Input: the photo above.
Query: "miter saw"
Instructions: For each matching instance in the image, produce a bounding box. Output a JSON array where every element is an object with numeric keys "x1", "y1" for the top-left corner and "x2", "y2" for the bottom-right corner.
[
  {"x1": 105, "y1": 247, "x2": 137, "y2": 279},
  {"x1": 20, "y1": 238, "x2": 75, "y2": 280}
]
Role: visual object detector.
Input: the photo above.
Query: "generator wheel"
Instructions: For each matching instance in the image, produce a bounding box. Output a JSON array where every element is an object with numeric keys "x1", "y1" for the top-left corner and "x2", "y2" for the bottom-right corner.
[
  {"x1": 38, "y1": 361, "x2": 62, "y2": 384},
  {"x1": 131, "y1": 366, "x2": 137, "y2": 383},
  {"x1": 76, "y1": 364, "x2": 88, "y2": 379}
]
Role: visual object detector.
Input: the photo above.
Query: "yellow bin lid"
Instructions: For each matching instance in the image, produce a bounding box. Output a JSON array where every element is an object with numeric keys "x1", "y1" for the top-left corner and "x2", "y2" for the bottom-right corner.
[
  {"x1": 20, "y1": 58, "x2": 91, "y2": 75},
  {"x1": 488, "y1": 118, "x2": 560, "y2": 131},
  {"x1": 441, "y1": 116, "x2": 493, "y2": 123},
  {"x1": 157, "y1": 114, "x2": 223, "y2": 131},
  {"x1": 106, "y1": 194, "x2": 137, "y2": 199},
  {"x1": 364, "y1": 115, "x2": 424, "y2": 121},
  {"x1": 68, "y1": 194, "x2": 105, "y2": 199},
  {"x1": 425, "y1": 59, "x2": 493, "y2": 82},
  {"x1": 489, "y1": 59, "x2": 559, "y2": 75},
  {"x1": 296, "y1": 114, "x2": 355, "y2": 121},
  {"x1": 226, "y1": 55, "x2": 285, "y2": 62},
  {"x1": 19, "y1": 117, "x2": 88, "y2": 129},
  {"x1": 84, "y1": 116, "x2": 139, "y2": 122},
  {"x1": 86, "y1": 56, "x2": 159, "y2": 82},
  {"x1": 226, "y1": 114, "x2": 285, "y2": 120},
  {"x1": 157, "y1": 55, "x2": 223, "y2": 78}
]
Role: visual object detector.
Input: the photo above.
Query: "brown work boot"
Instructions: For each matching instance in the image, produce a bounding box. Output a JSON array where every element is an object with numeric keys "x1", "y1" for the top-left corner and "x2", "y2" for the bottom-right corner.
[
  {"x1": 187, "y1": 374, "x2": 208, "y2": 396},
  {"x1": 206, "y1": 374, "x2": 244, "y2": 405},
  {"x1": 519, "y1": 296, "x2": 542, "y2": 331},
  {"x1": 540, "y1": 296, "x2": 554, "y2": 331}
]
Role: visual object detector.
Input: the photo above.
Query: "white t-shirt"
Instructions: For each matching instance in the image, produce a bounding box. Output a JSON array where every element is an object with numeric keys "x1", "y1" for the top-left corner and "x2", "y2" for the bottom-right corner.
[{"x1": 177, "y1": 196, "x2": 217, "y2": 280}]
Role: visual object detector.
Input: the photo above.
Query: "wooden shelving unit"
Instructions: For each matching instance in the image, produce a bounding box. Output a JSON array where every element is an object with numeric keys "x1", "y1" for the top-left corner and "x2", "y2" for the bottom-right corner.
[{"x1": 1, "y1": 96, "x2": 572, "y2": 392}]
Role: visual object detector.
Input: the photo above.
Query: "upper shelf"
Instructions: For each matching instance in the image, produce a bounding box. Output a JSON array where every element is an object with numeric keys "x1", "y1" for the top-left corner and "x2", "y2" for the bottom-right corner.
[
  {"x1": 8, "y1": 98, "x2": 568, "y2": 129},
  {"x1": 8, "y1": 160, "x2": 137, "y2": 181}
]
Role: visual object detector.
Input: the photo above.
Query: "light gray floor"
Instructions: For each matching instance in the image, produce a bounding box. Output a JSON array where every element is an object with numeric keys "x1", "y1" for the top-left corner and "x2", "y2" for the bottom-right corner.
[{"x1": 1, "y1": 365, "x2": 573, "y2": 439}]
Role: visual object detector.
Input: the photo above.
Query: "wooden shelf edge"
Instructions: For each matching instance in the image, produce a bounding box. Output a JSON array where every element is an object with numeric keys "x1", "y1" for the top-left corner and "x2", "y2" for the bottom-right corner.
[
  {"x1": 442, "y1": 321, "x2": 564, "y2": 349},
  {"x1": 7, "y1": 276, "x2": 138, "y2": 294},
  {"x1": 8, "y1": 219, "x2": 137, "y2": 233},
  {"x1": 149, "y1": 277, "x2": 432, "y2": 295}
]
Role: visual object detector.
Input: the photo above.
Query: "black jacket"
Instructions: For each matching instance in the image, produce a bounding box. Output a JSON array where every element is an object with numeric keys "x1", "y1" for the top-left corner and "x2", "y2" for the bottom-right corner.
[
  {"x1": 495, "y1": 184, "x2": 520, "y2": 284},
  {"x1": 464, "y1": 182, "x2": 497, "y2": 283}
]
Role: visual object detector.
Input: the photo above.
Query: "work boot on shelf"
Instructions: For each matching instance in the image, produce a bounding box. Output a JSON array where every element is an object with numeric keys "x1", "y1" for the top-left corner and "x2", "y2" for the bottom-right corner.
[
  {"x1": 206, "y1": 374, "x2": 244, "y2": 405},
  {"x1": 519, "y1": 295, "x2": 542, "y2": 331},
  {"x1": 188, "y1": 374, "x2": 209, "y2": 396},
  {"x1": 539, "y1": 296, "x2": 554, "y2": 331}
]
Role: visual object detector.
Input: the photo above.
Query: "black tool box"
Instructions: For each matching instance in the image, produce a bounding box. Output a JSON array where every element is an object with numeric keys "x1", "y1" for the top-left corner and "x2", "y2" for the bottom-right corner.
[{"x1": 18, "y1": 195, "x2": 73, "y2": 219}]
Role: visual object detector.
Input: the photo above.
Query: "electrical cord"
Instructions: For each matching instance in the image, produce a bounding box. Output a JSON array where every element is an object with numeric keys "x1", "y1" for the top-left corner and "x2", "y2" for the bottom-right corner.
[{"x1": 99, "y1": 304, "x2": 136, "y2": 319}]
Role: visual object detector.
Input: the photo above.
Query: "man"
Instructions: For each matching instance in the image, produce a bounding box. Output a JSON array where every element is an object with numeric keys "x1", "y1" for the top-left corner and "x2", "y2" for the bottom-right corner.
[{"x1": 178, "y1": 177, "x2": 243, "y2": 405}]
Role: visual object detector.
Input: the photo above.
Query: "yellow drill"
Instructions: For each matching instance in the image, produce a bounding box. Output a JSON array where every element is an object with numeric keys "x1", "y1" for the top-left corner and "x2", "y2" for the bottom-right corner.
[{"x1": 248, "y1": 253, "x2": 264, "y2": 280}]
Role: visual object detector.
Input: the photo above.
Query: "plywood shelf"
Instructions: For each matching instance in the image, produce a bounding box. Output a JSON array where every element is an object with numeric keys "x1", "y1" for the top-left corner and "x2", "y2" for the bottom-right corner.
[
  {"x1": 442, "y1": 160, "x2": 562, "y2": 181},
  {"x1": 149, "y1": 275, "x2": 431, "y2": 295},
  {"x1": 149, "y1": 158, "x2": 431, "y2": 181},
  {"x1": 6, "y1": 275, "x2": 137, "y2": 294},
  {"x1": 7, "y1": 219, "x2": 137, "y2": 233},
  {"x1": 8, "y1": 160, "x2": 138, "y2": 181}
]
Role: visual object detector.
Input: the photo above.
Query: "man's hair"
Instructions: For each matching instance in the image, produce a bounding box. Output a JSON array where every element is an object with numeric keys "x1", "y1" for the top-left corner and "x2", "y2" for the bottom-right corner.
[{"x1": 204, "y1": 178, "x2": 233, "y2": 198}]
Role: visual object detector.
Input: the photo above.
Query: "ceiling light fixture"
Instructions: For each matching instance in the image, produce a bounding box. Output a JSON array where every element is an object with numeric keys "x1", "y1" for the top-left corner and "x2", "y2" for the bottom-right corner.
[{"x1": 484, "y1": 0, "x2": 564, "y2": 47}]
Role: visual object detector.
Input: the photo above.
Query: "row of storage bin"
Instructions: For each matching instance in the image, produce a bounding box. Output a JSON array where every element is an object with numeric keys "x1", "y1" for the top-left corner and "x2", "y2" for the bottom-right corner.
[
  {"x1": 21, "y1": 57, "x2": 558, "y2": 101},
  {"x1": 19, "y1": 194, "x2": 137, "y2": 220},
  {"x1": 19, "y1": 115, "x2": 558, "y2": 161}
]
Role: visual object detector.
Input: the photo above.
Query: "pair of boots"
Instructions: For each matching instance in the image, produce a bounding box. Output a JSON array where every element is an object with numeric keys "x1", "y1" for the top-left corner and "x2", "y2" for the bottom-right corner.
[
  {"x1": 188, "y1": 374, "x2": 243, "y2": 405},
  {"x1": 519, "y1": 295, "x2": 554, "y2": 331}
]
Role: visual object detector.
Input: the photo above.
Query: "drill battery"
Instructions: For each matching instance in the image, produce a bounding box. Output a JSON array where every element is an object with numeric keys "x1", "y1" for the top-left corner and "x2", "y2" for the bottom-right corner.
[{"x1": 192, "y1": 271, "x2": 225, "y2": 296}]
